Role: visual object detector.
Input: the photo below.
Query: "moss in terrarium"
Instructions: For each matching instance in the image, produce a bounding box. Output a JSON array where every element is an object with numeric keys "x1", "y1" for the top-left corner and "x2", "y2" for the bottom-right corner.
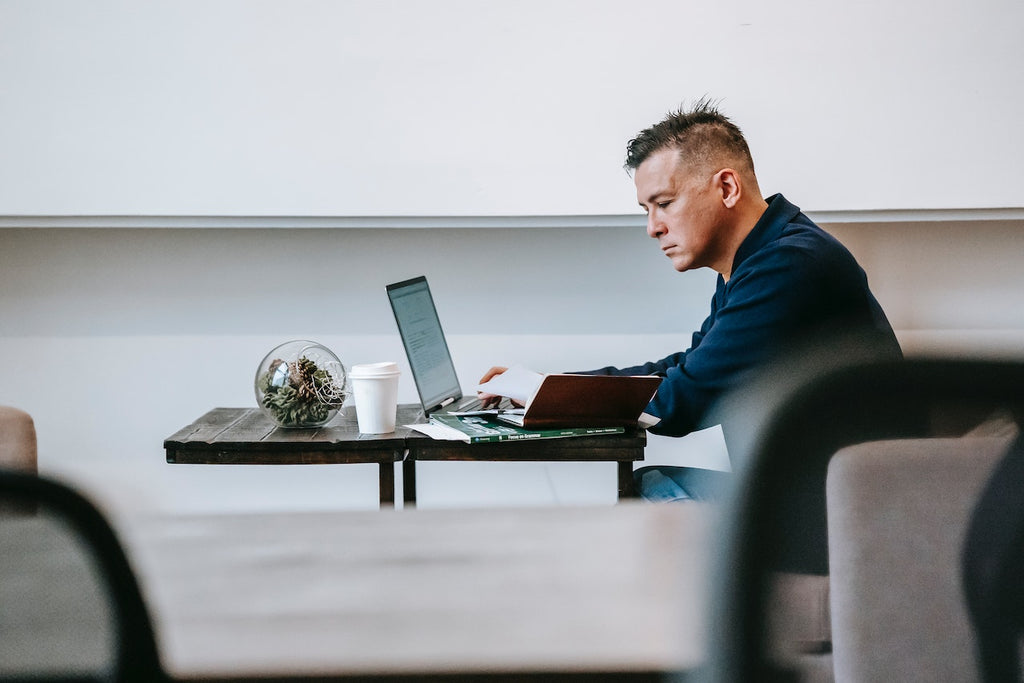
[{"x1": 258, "y1": 356, "x2": 343, "y2": 427}]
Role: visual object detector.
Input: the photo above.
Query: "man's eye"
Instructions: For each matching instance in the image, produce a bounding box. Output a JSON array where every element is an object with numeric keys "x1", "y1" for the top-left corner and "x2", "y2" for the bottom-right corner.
[{"x1": 658, "y1": 201, "x2": 671, "y2": 209}]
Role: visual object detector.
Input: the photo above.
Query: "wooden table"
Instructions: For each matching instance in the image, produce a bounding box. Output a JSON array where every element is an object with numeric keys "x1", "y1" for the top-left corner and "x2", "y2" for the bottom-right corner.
[
  {"x1": 165, "y1": 406, "x2": 648, "y2": 506},
  {"x1": 164, "y1": 407, "x2": 409, "y2": 506},
  {"x1": 403, "y1": 425, "x2": 646, "y2": 506},
  {"x1": 113, "y1": 502, "x2": 709, "y2": 681}
]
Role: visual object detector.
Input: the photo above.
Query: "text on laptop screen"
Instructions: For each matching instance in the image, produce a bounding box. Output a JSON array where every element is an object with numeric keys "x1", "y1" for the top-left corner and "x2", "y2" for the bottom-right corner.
[{"x1": 387, "y1": 277, "x2": 462, "y2": 411}]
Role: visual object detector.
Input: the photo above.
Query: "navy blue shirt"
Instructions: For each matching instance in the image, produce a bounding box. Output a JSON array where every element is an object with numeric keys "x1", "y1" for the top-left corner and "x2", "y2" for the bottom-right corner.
[{"x1": 583, "y1": 194, "x2": 900, "y2": 437}]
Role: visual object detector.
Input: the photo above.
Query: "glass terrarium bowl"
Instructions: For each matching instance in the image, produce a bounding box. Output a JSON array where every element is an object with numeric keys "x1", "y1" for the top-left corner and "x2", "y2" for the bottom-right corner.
[{"x1": 254, "y1": 340, "x2": 348, "y2": 428}]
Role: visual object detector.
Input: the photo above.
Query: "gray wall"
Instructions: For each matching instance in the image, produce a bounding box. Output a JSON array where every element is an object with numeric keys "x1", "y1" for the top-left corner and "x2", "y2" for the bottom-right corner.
[
  {"x1": 0, "y1": 224, "x2": 719, "y2": 512},
  {"x1": 2, "y1": 219, "x2": 1024, "y2": 514}
]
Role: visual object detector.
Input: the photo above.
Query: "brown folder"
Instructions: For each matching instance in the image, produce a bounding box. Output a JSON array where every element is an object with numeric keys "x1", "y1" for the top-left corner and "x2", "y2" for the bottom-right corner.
[{"x1": 497, "y1": 374, "x2": 661, "y2": 429}]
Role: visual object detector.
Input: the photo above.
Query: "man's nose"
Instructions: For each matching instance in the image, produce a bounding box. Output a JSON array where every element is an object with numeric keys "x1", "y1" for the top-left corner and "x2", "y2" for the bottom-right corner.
[{"x1": 646, "y1": 213, "x2": 663, "y2": 239}]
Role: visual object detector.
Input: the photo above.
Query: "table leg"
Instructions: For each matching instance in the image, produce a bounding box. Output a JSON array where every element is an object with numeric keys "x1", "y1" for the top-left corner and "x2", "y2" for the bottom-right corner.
[
  {"x1": 618, "y1": 461, "x2": 639, "y2": 500},
  {"x1": 379, "y1": 462, "x2": 395, "y2": 508},
  {"x1": 403, "y1": 459, "x2": 417, "y2": 508}
]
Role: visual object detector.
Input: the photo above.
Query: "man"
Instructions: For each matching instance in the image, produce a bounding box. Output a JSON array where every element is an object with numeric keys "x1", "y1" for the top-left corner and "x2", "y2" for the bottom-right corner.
[{"x1": 481, "y1": 100, "x2": 901, "y2": 501}]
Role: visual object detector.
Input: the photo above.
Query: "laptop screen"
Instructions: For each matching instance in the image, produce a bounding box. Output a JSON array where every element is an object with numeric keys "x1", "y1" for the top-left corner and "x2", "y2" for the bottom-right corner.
[{"x1": 386, "y1": 276, "x2": 463, "y2": 413}]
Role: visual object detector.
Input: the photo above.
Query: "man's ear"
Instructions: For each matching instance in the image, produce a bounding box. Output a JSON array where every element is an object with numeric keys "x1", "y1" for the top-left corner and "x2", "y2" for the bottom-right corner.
[{"x1": 716, "y1": 168, "x2": 742, "y2": 208}]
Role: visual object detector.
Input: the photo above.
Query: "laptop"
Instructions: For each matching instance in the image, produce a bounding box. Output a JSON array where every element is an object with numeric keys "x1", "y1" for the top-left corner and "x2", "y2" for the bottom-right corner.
[
  {"x1": 492, "y1": 372, "x2": 661, "y2": 429},
  {"x1": 386, "y1": 275, "x2": 500, "y2": 416},
  {"x1": 387, "y1": 275, "x2": 659, "y2": 429}
]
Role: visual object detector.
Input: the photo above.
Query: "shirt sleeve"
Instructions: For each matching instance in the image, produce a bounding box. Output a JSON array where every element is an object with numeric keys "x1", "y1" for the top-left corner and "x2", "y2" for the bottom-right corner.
[
  {"x1": 581, "y1": 243, "x2": 853, "y2": 437},
  {"x1": 576, "y1": 319, "x2": 711, "y2": 378}
]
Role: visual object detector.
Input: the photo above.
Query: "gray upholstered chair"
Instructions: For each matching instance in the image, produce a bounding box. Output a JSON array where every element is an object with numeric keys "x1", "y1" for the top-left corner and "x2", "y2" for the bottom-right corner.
[
  {"x1": 697, "y1": 349, "x2": 1024, "y2": 683},
  {"x1": 827, "y1": 435, "x2": 1015, "y2": 682}
]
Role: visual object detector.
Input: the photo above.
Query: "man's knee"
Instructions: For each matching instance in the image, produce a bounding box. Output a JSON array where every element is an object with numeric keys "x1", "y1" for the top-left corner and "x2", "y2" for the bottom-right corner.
[
  {"x1": 635, "y1": 465, "x2": 731, "y2": 502},
  {"x1": 635, "y1": 467, "x2": 692, "y2": 502}
]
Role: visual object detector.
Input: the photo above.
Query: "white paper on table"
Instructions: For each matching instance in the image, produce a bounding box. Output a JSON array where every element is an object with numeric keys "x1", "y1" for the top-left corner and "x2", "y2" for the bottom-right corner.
[
  {"x1": 475, "y1": 365, "x2": 544, "y2": 406},
  {"x1": 406, "y1": 422, "x2": 466, "y2": 441}
]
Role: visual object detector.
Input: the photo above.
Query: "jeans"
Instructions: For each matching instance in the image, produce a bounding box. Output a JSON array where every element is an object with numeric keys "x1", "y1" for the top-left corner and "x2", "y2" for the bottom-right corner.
[{"x1": 634, "y1": 465, "x2": 732, "y2": 502}]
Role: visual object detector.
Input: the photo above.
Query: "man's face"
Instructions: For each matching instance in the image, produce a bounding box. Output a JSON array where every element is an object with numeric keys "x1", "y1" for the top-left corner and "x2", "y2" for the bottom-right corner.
[{"x1": 635, "y1": 148, "x2": 729, "y2": 275}]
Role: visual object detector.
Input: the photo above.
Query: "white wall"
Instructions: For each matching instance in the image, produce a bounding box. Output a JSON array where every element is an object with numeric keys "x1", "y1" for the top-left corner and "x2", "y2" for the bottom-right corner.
[{"x1": 1, "y1": 0, "x2": 1022, "y2": 215}]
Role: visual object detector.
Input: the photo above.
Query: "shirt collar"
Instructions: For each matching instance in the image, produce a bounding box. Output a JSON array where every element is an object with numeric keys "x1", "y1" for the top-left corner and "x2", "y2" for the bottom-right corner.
[{"x1": 730, "y1": 193, "x2": 802, "y2": 275}]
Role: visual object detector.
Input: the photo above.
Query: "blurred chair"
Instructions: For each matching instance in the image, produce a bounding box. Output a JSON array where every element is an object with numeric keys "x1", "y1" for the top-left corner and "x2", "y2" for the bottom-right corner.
[
  {"x1": 697, "y1": 349, "x2": 1024, "y2": 683},
  {"x1": 0, "y1": 468, "x2": 165, "y2": 682},
  {"x1": 961, "y1": 433, "x2": 1024, "y2": 683},
  {"x1": 0, "y1": 405, "x2": 38, "y2": 474},
  {"x1": 826, "y1": 434, "x2": 1014, "y2": 682}
]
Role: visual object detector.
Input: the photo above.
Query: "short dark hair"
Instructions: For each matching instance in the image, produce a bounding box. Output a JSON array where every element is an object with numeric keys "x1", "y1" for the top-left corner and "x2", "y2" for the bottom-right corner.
[{"x1": 624, "y1": 98, "x2": 755, "y2": 176}]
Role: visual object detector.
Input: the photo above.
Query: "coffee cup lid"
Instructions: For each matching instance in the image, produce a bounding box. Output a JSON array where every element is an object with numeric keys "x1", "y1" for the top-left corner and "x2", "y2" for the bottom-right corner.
[{"x1": 350, "y1": 361, "x2": 400, "y2": 377}]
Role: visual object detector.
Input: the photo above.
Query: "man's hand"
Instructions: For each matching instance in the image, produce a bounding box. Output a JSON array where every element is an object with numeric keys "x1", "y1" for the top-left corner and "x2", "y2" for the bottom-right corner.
[{"x1": 477, "y1": 366, "x2": 508, "y2": 408}]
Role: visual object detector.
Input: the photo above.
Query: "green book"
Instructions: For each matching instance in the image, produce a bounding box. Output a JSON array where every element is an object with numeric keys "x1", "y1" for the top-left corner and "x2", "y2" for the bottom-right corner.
[{"x1": 425, "y1": 413, "x2": 624, "y2": 444}]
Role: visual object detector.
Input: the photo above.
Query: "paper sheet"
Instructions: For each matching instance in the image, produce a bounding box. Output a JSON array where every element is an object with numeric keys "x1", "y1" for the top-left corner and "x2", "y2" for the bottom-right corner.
[
  {"x1": 475, "y1": 365, "x2": 544, "y2": 405},
  {"x1": 406, "y1": 422, "x2": 466, "y2": 441}
]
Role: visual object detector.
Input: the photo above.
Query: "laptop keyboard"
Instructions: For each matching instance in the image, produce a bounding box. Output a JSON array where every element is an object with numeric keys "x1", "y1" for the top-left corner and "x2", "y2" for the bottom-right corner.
[{"x1": 450, "y1": 396, "x2": 513, "y2": 412}]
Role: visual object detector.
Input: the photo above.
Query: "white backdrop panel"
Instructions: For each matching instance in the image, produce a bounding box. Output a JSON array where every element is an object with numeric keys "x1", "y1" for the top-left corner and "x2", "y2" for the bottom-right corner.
[{"x1": 1, "y1": 0, "x2": 1021, "y2": 216}]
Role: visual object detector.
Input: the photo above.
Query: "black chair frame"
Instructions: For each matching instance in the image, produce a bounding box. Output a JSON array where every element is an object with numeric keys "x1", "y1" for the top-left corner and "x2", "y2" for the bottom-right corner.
[{"x1": 0, "y1": 469, "x2": 165, "y2": 683}]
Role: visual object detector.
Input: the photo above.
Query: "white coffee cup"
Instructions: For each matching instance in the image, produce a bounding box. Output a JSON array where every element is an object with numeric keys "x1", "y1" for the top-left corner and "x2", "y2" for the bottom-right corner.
[{"x1": 349, "y1": 362, "x2": 401, "y2": 434}]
